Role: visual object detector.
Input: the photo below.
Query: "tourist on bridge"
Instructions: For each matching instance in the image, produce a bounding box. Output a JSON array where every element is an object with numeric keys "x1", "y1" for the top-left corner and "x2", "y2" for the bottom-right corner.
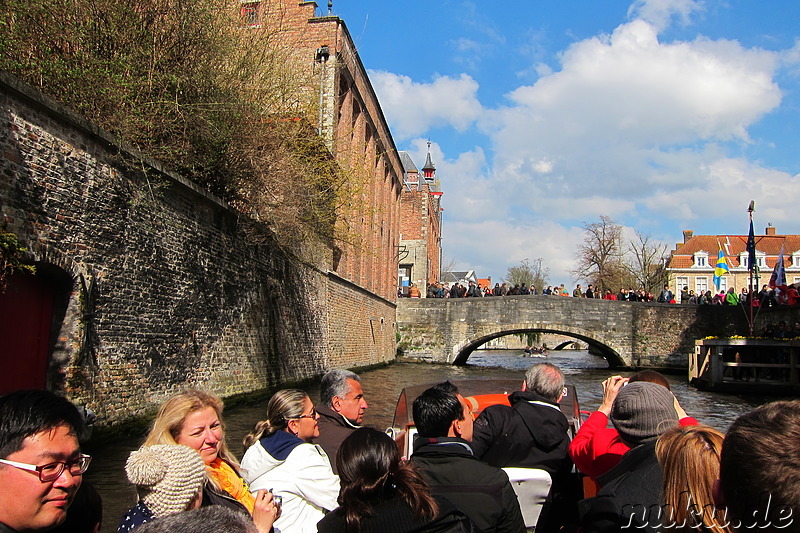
[
  {"x1": 318, "y1": 428, "x2": 472, "y2": 533},
  {"x1": 315, "y1": 369, "x2": 368, "y2": 474},
  {"x1": 656, "y1": 284, "x2": 673, "y2": 303},
  {"x1": 0, "y1": 390, "x2": 89, "y2": 532},
  {"x1": 569, "y1": 371, "x2": 697, "y2": 482},
  {"x1": 241, "y1": 389, "x2": 339, "y2": 533},
  {"x1": 573, "y1": 284, "x2": 583, "y2": 297},
  {"x1": 579, "y1": 382, "x2": 680, "y2": 533},
  {"x1": 410, "y1": 383, "x2": 525, "y2": 533},
  {"x1": 585, "y1": 284, "x2": 595, "y2": 298}
]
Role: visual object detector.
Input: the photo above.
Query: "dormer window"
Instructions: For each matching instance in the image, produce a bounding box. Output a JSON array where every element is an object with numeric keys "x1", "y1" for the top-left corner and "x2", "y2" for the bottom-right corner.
[
  {"x1": 740, "y1": 251, "x2": 766, "y2": 269},
  {"x1": 693, "y1": 252, "x2": 708, "y2": 268},
  {"x1": 791, "y1": 251, "x2": 800, "y2": 269}
]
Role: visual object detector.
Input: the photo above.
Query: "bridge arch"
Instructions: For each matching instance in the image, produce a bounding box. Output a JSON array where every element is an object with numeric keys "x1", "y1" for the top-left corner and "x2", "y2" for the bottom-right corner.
[{"x1": 451, "y1": 325, "x2": 626, "y2": 367}]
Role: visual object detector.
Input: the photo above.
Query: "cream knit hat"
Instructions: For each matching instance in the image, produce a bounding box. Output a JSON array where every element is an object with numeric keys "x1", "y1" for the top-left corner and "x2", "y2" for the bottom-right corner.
[{"x1": 125, "y1": 444, "x2": 206, "y2": 518}]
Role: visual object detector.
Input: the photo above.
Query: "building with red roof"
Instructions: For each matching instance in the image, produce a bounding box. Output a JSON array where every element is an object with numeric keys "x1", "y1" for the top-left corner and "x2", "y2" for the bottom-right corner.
[{"x1": 666, "y1": 225, "x2": 800, "y2": 295}]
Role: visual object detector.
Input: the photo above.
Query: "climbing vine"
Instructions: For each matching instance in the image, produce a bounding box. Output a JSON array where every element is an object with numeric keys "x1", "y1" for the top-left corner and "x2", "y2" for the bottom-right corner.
[{"x1": 0, "y1": 230, "x2": 35, "y2": 292}]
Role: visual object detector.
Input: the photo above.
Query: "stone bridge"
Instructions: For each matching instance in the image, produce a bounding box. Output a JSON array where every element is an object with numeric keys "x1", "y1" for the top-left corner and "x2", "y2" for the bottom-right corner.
[{"x1": 396, "y1": 296, "x2": 800, "y2": 369}]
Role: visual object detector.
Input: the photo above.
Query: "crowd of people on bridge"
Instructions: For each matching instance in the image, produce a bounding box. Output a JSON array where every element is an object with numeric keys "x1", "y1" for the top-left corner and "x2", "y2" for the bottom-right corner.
[
  {"x1": 2, "y1": 365, "x2": 800, "y2": 533},
  {"x1": 406, "y1": 279, "x2": 800, "y2": 309}
]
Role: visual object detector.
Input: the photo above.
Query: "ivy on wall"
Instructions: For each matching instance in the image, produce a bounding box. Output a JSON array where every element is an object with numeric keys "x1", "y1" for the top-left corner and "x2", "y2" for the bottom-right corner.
[{"x1": 0, "y1": 230, "x2": 35, "y2": 292}]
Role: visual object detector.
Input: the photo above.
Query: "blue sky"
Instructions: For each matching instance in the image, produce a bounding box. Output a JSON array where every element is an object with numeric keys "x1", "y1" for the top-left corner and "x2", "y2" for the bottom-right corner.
[{"x1": 329, "y1": 0, "x2": 800, "y2": 285}]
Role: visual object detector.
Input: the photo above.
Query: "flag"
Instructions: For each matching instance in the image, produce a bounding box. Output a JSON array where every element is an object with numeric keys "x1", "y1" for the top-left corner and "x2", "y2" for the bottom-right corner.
[
  {"x1": 713, "y1": 248, "x2": 729, "y2": 290},
  {"x1": 747, "y1": 219, "x2": 757, "y2": 272},
  {"x1": 769, "y1": 243, "x2": 786, "y2": 289}
]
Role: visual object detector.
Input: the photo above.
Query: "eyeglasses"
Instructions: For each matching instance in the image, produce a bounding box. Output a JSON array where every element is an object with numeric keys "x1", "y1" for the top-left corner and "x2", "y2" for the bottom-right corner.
[
  {"x1": 294, "y1": 408, "x2": 317, "y2": 420},
  {"x1": 0, "y1": 454, "x2": 91, "y2": 482}
]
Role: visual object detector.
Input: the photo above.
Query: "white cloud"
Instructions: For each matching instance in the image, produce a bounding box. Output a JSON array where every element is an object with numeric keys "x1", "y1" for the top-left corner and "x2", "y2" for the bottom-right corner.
[
  {"x1": 369, "y1": 71, "x2": 482, "y2": 140},
  {"x1": 627, "y1": 0, "x2": 705, "y2": 32}
]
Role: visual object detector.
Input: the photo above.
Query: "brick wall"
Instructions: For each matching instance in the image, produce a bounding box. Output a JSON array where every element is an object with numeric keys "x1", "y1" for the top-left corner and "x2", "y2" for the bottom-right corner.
[{"x1": 0, "y1": 73, "x2": 396, "y2": 428}]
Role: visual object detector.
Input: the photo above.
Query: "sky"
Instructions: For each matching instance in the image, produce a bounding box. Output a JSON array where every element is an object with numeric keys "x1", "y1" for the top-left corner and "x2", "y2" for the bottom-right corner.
[{"x1": 328, "y1": 0, "x2": 800, "y2": 285}]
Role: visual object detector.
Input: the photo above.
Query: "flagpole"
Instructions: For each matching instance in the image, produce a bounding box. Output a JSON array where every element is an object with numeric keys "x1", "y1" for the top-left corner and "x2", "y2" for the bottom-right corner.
[{"x1": 747, "y1": 201, "x2": 755, "y2": 336}]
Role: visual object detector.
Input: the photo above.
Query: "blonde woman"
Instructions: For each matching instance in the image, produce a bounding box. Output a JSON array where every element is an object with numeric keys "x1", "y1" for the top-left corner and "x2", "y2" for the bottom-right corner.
[
  {"x1": 241, "y1": 389, "x2": 339, "y2": 533},
  {"x1": 655, "y1": 425, "x2": 732, "y2": 533},
  {"x1": 144, "y1": 390, "x2": 277, "y2": 532}
]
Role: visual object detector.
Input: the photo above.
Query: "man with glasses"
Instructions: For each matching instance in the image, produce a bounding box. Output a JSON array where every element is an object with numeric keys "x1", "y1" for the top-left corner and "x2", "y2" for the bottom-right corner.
[{"x1": 0, "y1": 390, "x2": 88, "y2": 532}]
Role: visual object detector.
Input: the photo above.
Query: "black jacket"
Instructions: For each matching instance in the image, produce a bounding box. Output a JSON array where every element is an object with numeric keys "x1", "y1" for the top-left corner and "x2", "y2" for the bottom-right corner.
[
  {"x1": 318, "y1": 495, "x2": 473, "y2": 533},
  {"x1": 578, "y1": 441, "x2": 663, "y2": 533},
  {"x1": 470, "y1": 391, "x2": 571, "y2": 477},
  {"x1": 411, "y1": 438, "x2": 525, "y2": 533}
]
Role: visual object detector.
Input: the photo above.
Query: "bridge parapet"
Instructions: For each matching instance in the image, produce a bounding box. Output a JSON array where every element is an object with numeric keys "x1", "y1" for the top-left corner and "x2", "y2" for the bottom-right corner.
[{"x1": 396, "y1": 296, "x2": 800, "y2": 368}]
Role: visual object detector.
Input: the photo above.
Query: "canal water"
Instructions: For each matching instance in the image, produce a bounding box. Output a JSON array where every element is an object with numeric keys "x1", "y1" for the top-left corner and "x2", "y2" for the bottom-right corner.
[{"x1": 85, "y1": 349, "x2": 781, "y2": 532}]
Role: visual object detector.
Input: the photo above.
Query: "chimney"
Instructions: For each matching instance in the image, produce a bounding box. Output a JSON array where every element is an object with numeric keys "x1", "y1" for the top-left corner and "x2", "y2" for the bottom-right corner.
[
  {"x1": 765, "y1": 224, "x2": 776, "y2": 236},
  {"x1": 683, "y1": 230, "x2": 694, "y2": 243}
]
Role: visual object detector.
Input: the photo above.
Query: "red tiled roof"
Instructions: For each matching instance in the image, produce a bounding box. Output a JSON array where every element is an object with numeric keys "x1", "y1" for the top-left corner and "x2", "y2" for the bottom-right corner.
[{"x1": 668, "y1": 233, "x2": 800, "y2": 269}]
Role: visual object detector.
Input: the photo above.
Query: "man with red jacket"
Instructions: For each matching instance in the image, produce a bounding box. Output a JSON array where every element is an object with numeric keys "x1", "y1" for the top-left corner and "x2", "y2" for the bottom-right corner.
[{"x1": 568, "y1": 371, "x2": 698, "y2": 483}]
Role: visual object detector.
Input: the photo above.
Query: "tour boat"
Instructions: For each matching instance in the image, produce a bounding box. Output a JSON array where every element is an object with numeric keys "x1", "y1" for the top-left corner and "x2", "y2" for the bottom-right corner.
[{"x1": 386, "y1": 378, "x2": 584, "y2": 531}]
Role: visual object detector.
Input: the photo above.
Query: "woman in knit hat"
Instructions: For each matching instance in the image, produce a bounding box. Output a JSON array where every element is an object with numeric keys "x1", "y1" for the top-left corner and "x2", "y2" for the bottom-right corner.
[{"x1": 118, "y1": 444, "x2": 206, "y2": 532}]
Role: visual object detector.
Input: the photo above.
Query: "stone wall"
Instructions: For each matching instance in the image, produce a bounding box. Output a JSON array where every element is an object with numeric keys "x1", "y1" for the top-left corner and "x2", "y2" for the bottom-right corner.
[
  {"x1": 0, "y1": 73, "x2": 396, "y2": 428},
  {"x1": 397, "y1": 296, "x2": 800, "y2": 369}
]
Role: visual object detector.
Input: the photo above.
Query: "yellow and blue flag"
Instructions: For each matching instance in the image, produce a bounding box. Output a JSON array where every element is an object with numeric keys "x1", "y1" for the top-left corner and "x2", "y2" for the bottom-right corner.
[{"x1": 713, "y1": 248, "x2": 729, "y2": 290}]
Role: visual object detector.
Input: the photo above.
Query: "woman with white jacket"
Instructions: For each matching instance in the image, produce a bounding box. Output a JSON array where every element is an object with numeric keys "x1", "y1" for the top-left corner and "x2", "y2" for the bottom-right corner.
[{"x1": 241, "y1": 389, "x2": 340, "y2": 533}]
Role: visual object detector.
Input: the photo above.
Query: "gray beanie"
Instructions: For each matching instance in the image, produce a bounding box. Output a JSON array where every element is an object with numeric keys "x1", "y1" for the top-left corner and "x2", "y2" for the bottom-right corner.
[
  {"x1": 610, "y1": 381, "x2": 679, "y2": 446},
  {"x1": 126, "y1": 444, "x2": 206, "y2": 518}
]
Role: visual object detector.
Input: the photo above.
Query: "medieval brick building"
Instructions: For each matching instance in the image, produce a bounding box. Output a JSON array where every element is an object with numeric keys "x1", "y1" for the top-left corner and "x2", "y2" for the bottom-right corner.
[
  {"x1": 398, "y1": 148, "x2": 443, "y2": 296},
  {"x1": 254, "y1": 0, "x2": 404, "y2": 302}
]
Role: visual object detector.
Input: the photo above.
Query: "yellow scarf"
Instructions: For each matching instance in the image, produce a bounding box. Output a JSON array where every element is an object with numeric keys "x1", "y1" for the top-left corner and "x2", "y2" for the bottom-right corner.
[{"x1": 208, "y1": 458, "x2": 255, "y2": 513}]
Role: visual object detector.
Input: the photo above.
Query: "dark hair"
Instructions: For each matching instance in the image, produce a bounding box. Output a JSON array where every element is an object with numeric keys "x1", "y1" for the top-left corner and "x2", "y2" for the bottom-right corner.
[
  {"x1": 337, "y1": 428, "x2": 438, "y2": 532},
  {"x1": 136, "y1": 506, "x2": 257, "y2": 533},
  {"x1": 629, "y1": 370, "x2": 671, "y2": 391},
  {"x1": 720, "y1": 401, "x2": 800, "y2": 528},
  {"x1": 412, "y1": 385, "x2": 463, "y2": 438},
  {"x1": 0, "y1": 390, "x2": 85, "y2": 459}
]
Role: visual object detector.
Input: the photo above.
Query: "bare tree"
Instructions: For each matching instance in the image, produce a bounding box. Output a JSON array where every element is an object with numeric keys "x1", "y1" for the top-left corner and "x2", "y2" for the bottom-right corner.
[
  {"x1": 505, "y1": 258, "x2": 549, "y2": 289},
  {"x1": 573, "y1": 216, "x2": 625, "y2": 293},
  {"x1": 625, "y1": 230, "x2": 669, "y2": 293}
]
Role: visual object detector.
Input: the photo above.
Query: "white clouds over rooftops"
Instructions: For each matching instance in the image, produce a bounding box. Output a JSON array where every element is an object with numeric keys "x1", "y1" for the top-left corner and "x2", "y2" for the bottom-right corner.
[{"x1": 368, "y1": 71, "x2": 482, "y2": 140}]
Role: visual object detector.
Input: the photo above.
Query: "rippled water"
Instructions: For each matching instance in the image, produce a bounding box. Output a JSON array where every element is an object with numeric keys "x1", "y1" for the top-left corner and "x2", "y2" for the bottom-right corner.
[{"x1": 85, "y1": 350, "x2": 783, "y2": 532}]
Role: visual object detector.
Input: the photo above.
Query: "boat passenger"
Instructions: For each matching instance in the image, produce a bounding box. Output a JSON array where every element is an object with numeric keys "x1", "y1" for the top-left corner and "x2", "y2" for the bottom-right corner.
[
  {"x1": 471, "y1": 363, "x2": 573, "y2": 532},
  {"x1": 118, "y1": 444, "x2": 206, "y2": 532},
  {"x1": 241, "y1": 389, "x2": 339, "y2": 533},
  {"x1": 579, "y1": 382, "x2": 680, "y2": 533},
  {"x1": 142, "y1": 390, "x2": 277, "y2": 532},
  {"x1": 315, "y1": 369, "x2": 368, "y2": 474},
  {"x1": 318, "y1": 427, "x2": 471, "y2": 533},
  {"x1": 0, "y1": 390, "x2": 88, "y2": 533},
  {"x1": 718, "y1": 400, "x2": 800, "y2": 531},
  {"x1": 410, "y1": 382, "x2": 525, "y2": 533},
  {"x1": 569, "y1": 371, "x2": 698, "y2": 482},
  {"x1": 655, "y1": 425, "x2": 731, "y2": 533}
]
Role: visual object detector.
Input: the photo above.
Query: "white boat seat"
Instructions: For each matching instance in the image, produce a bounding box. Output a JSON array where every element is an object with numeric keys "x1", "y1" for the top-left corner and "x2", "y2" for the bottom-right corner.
[{"x1": 502, "y1": 467, "x2": 552, "y2": 531}]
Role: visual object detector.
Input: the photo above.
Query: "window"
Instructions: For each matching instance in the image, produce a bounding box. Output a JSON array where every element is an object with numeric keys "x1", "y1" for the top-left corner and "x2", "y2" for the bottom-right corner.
[
  {"x1": 677, "y1": 276, "x2": 689, "y2": 292},
  {"x1": 240, "y1": 2, "x2": 260, "y2": 27},
  {"x1": 693, "y1": 252, "x2": 708, "y2": 267},
  {"x1": 718, "y1": 277, "x2": 728, "y2": 292},
  {"x1": 695, "y1": 277, "x2": 708, "y2": 295}
]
